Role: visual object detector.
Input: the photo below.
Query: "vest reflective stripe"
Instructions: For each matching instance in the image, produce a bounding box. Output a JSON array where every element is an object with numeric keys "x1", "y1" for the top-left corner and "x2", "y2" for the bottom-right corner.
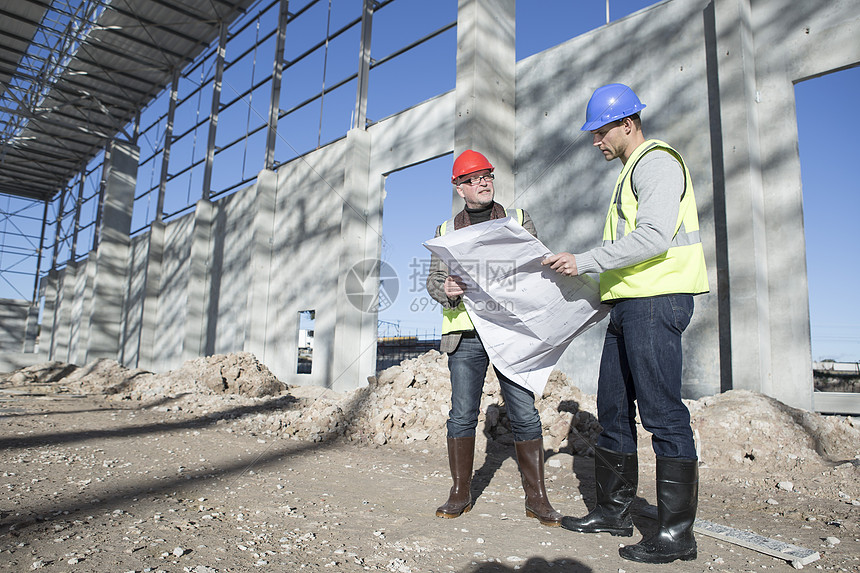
[
  {"x1": 603, "y1": 228, "x2": 702, "y2": 248},
  {"x1": 440, "y1": 208, "x2": 523, "y2": 333},
  {"x1": 599, "y1": 140, "x2": 709, "y2": 301}
]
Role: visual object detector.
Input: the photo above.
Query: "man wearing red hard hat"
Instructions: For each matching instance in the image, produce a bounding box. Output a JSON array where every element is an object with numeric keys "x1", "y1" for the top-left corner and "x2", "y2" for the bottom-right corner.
[
  {"x1": 543, "y1": 83, "x2": 709, "y2": 564},
  {"x1": 425, "y1": 149, "x2": 562, "y2": 527}
]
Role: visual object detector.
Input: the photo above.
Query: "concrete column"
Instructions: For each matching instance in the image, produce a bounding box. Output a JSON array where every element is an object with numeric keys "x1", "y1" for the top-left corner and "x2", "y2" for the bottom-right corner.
[
  {"x1": 54, "y1": 265, "x2": 77, "y2": 362},
  {"x1": 710, "y1": 0, "x2": 773, "y2": 397},
  {"x1": 183, "y1": 199, "x2": 214, "y2": 361},
  {"x1": 332, "y1": 128, "x2": 377, "y2": 391},
  {"x1": 69, "y1": 260, "x2": 93, "y2": 365},
  {"x1": 78, "y1": 256, "x2": 96, "y2": 363},
  {"x1": 86, "y1": 141, "x2": 139, "y2": 362},
  {"x1": 244, "y1": 170, "x2": 277, "y2": 362},
  {"x1": 23, "y1": 303, "x2": 39, "y2": 353},
  {"x1": 453, "y1": 0, "x2": 516, "y2": 212},
  {"x1": 139, "y1": 221, "x2": 165, "y2": 370},
  {"x1": 749, "y1": 4, "x2": 860, "y2": 413},
  {"x1": 40, "y1": 270, "x2": 58, "y2": 361}
]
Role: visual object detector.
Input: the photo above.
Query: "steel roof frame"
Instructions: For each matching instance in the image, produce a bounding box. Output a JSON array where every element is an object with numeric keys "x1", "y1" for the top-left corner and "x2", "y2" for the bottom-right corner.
[
  {"x1": 0, "y1": 0, "x2": 258, "y2": 302},
  {"x1": 1, "y1": 0, "x2": 456, "y2": 304}
]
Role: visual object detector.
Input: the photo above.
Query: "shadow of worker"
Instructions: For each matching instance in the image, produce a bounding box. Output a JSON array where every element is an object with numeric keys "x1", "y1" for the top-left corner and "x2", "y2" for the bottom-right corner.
[
  {"x1": 552, "y1": 399, "x2": 653, "y2": 538},
  {"x1": 463, "y1": 557, "x2": 594, "y2": 573},
  {"x1": 469, "y1": 402, "x2": 518, "y2": 508}
]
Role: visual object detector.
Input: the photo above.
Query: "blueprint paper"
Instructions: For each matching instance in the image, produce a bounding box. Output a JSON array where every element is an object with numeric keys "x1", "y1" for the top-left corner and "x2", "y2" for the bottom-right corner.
[{"x1": 424, "y1": 216, "x2": 609, "y2": 395}]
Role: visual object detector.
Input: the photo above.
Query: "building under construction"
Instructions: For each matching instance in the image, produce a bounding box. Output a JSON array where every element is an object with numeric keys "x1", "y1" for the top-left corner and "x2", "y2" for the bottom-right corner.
[{"x1": 1, "y1": 0, "x2": 858, "y2": 414}]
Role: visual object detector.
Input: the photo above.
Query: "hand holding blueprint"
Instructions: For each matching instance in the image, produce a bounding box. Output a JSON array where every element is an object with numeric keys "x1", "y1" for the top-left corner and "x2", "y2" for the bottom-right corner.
[{"x1": 424, "y1": 216, "x2": 609, "y2": 396}]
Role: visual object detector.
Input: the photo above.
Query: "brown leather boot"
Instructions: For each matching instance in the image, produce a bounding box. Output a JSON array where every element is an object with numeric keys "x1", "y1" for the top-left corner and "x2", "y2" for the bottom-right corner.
[
  {"x1": 515, "y1": 438, "x2": 563, "y2": 526},
  {"x1": 436, "y1": 436, "x2": 475, "y2": 518}
]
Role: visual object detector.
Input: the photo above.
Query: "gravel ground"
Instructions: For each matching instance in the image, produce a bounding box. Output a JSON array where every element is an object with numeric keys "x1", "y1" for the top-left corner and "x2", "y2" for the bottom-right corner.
[{"x1": 1, "y1": 355, "x2": 858, "y2": 573}]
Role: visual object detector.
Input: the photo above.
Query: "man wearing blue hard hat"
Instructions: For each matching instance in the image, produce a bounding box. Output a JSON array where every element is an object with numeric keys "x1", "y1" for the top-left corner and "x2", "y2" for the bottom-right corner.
[{"x1": 542, "y1": 83, "x2": 709, "y2": 564}]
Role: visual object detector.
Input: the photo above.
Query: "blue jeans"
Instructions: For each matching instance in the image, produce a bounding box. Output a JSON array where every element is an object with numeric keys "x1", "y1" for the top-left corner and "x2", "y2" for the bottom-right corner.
[
  {"x1": 446, "y1": 334, "x2": 542, "y2": 442},
  {"x1": 595, "y1": 294, "x2": 697, "y2": 459}
]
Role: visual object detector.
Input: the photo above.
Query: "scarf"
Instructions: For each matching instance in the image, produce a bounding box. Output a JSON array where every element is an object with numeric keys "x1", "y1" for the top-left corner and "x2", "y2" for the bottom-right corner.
[{"x1": 453, "y1": 201, "x2": 507, "y2": 230}]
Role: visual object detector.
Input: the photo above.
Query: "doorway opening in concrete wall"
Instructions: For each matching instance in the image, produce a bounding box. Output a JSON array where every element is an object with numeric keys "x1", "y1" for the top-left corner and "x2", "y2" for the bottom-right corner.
[
  {"x1": 377, "y1": 155, "x2": 451, "y2": 371},
  {"x1": 297, "y1": 310, "x2": 315, "y2": 374},
  {"x1": 795, "y1": 66, "x2": 860, "y2": 372}
]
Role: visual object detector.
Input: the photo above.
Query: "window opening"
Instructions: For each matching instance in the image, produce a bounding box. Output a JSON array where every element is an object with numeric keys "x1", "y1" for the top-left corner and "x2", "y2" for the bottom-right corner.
[
  {"x1": 795, "y1": 67, "x2": 860, "y2": 364},
  {"x1": 297, "y1": 309, "x2": 315, "y2": 374}
]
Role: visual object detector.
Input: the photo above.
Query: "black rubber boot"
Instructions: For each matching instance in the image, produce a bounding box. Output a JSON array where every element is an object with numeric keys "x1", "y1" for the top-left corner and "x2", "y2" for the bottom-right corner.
[
  {"x1": 436, "y1": 436, "x2": 475, "y2": 518},
  {"x1": 561, "y1": 446, "x2": 638, "y2": 536},
  {"x1": 514, "y1": 438, "x2": 563, "y2": 526},
  {"x1": 619, "y1": 456, "x2": 698, "y2": 563}
]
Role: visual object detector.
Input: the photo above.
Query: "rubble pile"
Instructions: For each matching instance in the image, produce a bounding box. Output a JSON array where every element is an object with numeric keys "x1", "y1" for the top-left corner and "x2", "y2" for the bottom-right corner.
[
  {"x1": 3, "y1": 351, "x2": 859, "y2": 475},
  {"x1": 213, "y1": 350, "x2": 602, "y2": 455},
  {"x1": 689, "y1": 389, "x2": 860, "y2": 469}
]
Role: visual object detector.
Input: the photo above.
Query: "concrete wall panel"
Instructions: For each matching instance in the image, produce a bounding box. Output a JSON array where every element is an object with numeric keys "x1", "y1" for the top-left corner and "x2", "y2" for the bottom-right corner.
[
  {"x1": 154, "y1": 214, "x2": 194, "y2": 372},
  {"x1": 0, "y1": 299, "x2": 29, "y2": 352},
  {"x1": 265, "y1": 143, "x2": 347, "y2": 386},
  {"x1": 368, "y1": 92, "x2": 455, "y2": 177},
  {"x1": 211, "y1": 185, "x2": 256, "y2": 355},
  {"x1": 121, "y1": 234, "x2": 149, "y2": 367},
  {"x1": 68, "y1": 262, "x2": 88, "y2": 364}
]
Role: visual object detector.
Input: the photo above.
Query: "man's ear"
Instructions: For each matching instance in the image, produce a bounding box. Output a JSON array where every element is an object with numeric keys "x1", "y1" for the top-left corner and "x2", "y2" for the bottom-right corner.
[
  {"x1": 454, "y1": 184, "x2": 466, "y2": 199},
  {"x1": 622, "y1": 117, "x2": 633, "y2": 134}
]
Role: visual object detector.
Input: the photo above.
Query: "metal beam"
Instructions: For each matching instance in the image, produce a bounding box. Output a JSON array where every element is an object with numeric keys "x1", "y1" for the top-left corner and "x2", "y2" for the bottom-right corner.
[
  {"x1": 32, "y1": 198, "x2": 49, "y2": 302},
  {"x1": 50, "y1": 189, "x2": 65, "y2": 271},
  {"x1": 71, "y1": 165, "x2": 85, "y2": 259},
  {"x1": 201, "y1": 21, "x2": 228, "y2": 201},
  {"x1": 157, "y1": 69, "x2": 180, "y2": 222},
  {"x1": 265, "y1": 0, "x2": 289, "y2": 170},
  {"x1": 353, "y1": 0, "x2": 373, "y2": 130}
]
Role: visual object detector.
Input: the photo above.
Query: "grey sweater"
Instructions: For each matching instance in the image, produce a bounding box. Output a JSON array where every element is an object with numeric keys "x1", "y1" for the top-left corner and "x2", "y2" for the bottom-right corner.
[{"x1": 574, "y1": 149, "x2": 685, "y2": 274}]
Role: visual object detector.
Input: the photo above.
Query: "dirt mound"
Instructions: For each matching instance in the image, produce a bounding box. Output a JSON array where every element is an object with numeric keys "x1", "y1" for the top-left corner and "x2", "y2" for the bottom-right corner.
[
  {"x1": 1, "y1": 353, "x2": 286, "y2": 400},
  {"x1": 60, "y1": 358, "x2": 155, "y2": 395},
  {"x1": 266, "y1": 350, "x2": 602, "y2": 453},
  {"x1": 137, "y1": 352, "x2": 286, "y2": 399},
  {"x1": 3, "y1": 351, "x2": 858, "y2": 477},
  {"x1": 0, "y1": 361, "x2": 79, "y2": 385},
  {"x1": 689, "y1": 389, "x2": 860, "y2": 470}
]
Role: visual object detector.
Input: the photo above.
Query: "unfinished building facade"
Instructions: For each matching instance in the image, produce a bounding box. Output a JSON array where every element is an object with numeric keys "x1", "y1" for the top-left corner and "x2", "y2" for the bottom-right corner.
[{"x1": 1, "y1": 0, "x2": 858, "y2": 413}]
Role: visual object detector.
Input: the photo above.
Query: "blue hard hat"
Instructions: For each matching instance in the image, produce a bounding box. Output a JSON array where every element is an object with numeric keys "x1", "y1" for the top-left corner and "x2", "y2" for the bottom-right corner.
[{"x1": 581, "y1": 83, "x2": 646, "y2": 131}]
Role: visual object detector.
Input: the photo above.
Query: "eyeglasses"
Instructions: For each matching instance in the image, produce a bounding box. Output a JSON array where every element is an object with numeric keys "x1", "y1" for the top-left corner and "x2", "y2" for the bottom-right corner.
[{"x1": 459, "y1": 173, "x2": 494, "y2": 185}]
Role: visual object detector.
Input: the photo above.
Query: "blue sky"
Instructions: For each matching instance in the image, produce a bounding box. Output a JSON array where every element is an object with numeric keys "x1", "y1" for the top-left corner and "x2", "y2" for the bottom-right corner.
[{"x1": 795, "y1": 68, "x2": 860, "y2": 362}]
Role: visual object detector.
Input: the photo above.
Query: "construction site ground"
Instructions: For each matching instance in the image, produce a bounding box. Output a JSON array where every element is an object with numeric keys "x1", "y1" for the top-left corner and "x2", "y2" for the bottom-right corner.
[{"x1": 1, "y1": 353, "x2": 858, "y2": 573}]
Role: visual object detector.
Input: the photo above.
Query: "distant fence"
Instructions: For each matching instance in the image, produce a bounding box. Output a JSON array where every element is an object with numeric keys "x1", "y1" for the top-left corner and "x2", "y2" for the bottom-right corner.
[
  {"x1": 813, "y1": 361, "x2": 860, "y2": 393},
  {"x1": 376, "y1": 334, "x2": 440, "y2": 372}
]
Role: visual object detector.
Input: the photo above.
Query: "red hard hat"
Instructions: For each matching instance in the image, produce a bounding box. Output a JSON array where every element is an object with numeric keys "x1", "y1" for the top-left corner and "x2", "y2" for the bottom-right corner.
[{"x1": 452, "y1": 150, "x2": 494, "y2": 183}]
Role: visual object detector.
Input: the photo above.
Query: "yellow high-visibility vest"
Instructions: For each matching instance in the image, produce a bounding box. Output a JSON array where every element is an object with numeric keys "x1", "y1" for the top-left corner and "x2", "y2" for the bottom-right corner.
[
  {"x1": 599, "y1": 140, "x2": 709, "y2": 301},
  {"x1": 440, "y1": 208, "x2": 524, "y2": 333}
]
